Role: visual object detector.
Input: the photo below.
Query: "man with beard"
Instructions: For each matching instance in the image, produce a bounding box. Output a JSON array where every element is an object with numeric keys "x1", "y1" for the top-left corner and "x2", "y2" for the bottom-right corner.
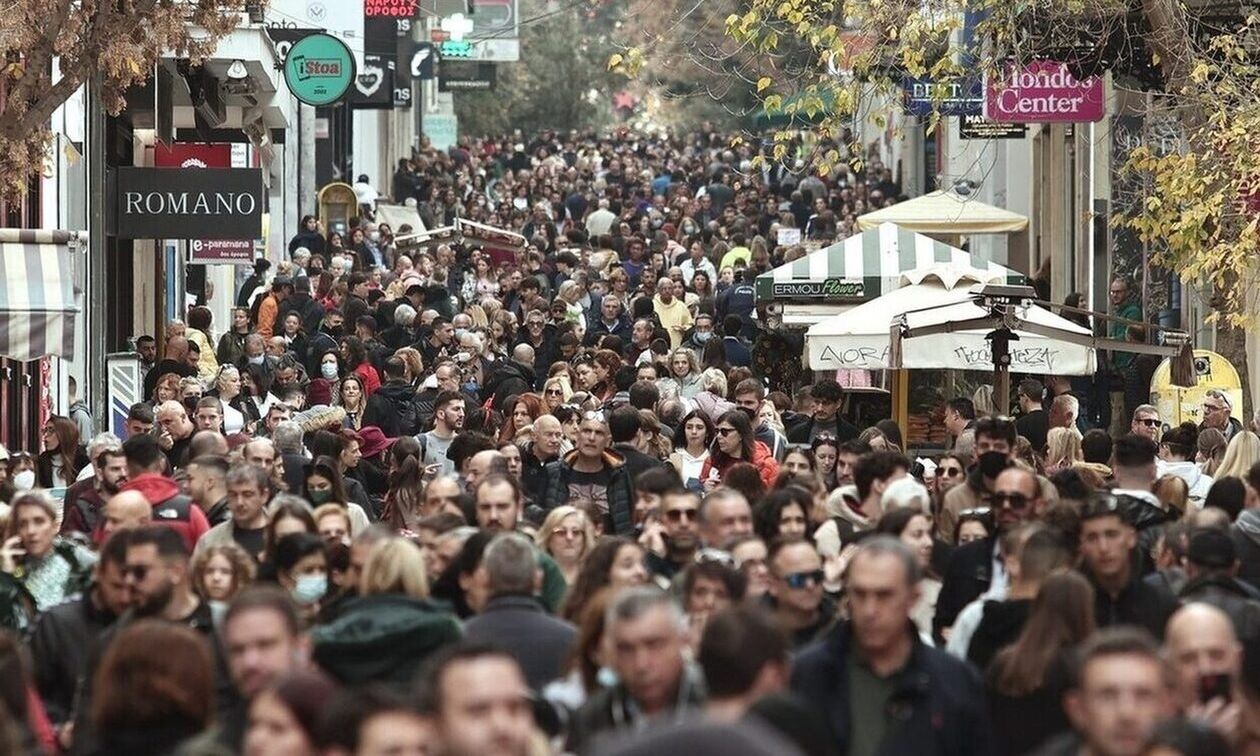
[
  {"x1": 419, "y1": 390, "x2": 465, "y2": 478},
  {"x1": 421, "y1": 644, "x2": 537, "y2": 756},
  {"x1": 61, "y1": 440, "x2": 128, "y2": 537},
  {"x1": 644, "y1": 490, "x2": 701, "y2": 580},
  {"x1": 72, "y1": 526, "x2": 227, "y2": 753},
  {"x1": 186, "y1": 455, "x2": 231, "y2": 526},
  {"x1": 155, "y1": 399, "x2": 196, "y2": 470}
]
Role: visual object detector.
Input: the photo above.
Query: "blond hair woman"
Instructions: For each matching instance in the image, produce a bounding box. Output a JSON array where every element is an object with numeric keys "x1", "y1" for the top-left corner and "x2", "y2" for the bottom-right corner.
[
  {"x1": 1043, "y1": 427, "x2": 1082, "y2": 474},
  {"x1": 535, "y1": 505, "x2": 596, "y2": 586},
  {"x1": 359, "y1": 538, "x2": 429, "y2": 598}
]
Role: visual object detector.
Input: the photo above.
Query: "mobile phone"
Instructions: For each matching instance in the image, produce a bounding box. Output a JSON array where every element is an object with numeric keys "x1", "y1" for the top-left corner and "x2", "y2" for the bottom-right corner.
[{"x1": 1199, "y1": 672, "x2": 1232, "y2": 704}]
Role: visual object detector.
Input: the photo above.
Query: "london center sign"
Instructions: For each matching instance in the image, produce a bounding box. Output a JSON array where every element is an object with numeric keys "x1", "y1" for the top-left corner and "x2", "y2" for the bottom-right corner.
[
  {"x1": 984, "y1": 60, "x2": 1104, "y2": 123},
  {"x1": 111, "y1": 168, "x2": 264, "y2": 239}
]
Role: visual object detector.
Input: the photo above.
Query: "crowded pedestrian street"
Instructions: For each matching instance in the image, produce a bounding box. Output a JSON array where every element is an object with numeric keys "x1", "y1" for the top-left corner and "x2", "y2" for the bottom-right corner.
[{"x1": 1, "y1": 1, "x2": 1259, "y2": 755}]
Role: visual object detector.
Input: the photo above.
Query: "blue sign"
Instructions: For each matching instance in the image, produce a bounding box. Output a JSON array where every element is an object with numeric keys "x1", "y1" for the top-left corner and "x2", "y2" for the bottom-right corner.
[{"x1": 902, "y1": 75, "x2": 983, "y2": 117}]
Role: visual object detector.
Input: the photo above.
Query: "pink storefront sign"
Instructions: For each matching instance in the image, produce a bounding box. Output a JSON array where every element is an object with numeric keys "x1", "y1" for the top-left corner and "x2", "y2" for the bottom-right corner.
[{"x1": 984, "y1": 61, "x2": 1105, "y2": 123}]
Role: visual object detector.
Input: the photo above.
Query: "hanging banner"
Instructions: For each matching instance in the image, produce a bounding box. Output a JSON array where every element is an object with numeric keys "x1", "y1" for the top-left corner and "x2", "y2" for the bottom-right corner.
[
  {"x1": 351, "y1": 53, "x2": 395, "y2": 109},
  {"x1": 283, "y1": 33, "x2": 357, "y2": 106},
  {"x1": 111, "y1": 168, "x2": 264, "y2": 239}
]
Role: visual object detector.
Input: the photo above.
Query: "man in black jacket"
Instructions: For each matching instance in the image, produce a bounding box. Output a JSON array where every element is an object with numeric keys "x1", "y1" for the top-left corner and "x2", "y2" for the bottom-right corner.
[
  {"x1": 281, "y1": 276, "x2": 326, "y2": 338},
  {"x1": 482, "y1": 345, "x2": 537, "y2": 412},
  {"x1": 30, "y1": 530, "x2": 131, "y2": 737},
  {"x1": 786, "y1": 379, "x2": 860, "y2": 443},
  {"x1": 1178, "y1": 527, "x2": 1260, "y2": 659},
  {"x1": 792, "y1": 536, "x2": 991, "y2": 756},
  {"x1": 1077, "y1": 494, "x2": 1178, "y2": 639},
  {"x1": 461, "y1": 534, "x2": 576, "y2": 690},
  {"x1": 363, "y1": 357, "x2": 420, "y2": 437},
  {"x1": 608, "y1": 406, "x2": 663, "y2": 485},
  {"x1": 1014, "y1": 378, "x2": 1048, "y2": 452},
  {"x1": 584, "y1": 295, "x2": 632, "y2": 347}
]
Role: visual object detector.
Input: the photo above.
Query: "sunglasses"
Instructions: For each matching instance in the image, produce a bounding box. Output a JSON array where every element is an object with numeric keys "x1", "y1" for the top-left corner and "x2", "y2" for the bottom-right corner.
[
  {"x1": 991, "y1": 492, "x2": 1030, "y2": 510},
  {"x1": 545, "y1": 389, "x2": 564, "y2": 396},
  {"x1": 551, "y1": 527, "x2": 584, "y2": 539},
  {"x1": 664, "y1": 507, "x2": 698, "y2": 523},
  {"x1": 715, "y1": 427, "x2": 738, "y2": 436},
  {"x1": 939, "y1": 466, "x2": 964, "y2": 477},
  {"x1": 959, "y1": 507, "x2": 993, "y2": 519},
  {"x1": 1138, "y1": 418, "x2": 1161, "y2": 427},
  {"x1": 695, "y1": 548, "x2": 735, "y2": 566},
  {"x1": 782, "y1": 569, "x2": 825, "y2": 589}
]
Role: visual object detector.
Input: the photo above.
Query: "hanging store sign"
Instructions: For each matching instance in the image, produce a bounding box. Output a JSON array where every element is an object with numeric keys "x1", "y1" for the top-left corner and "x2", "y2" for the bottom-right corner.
[
  {"x1": 283, "y1": 33, "x2": 357, "y2": 106},
  {"x1": 958, "y1": 114, "x2": 1028, "y2": 139},
  {"x1": 984, "y1": 60, "x2": 1105, "y2": 123},
  {"x1": 111, "y1": 168, "x2": 264, "y2": 239},
  {"x1": 351, "y1": 53, "x2": 395, "y2": 109},
  {"x1": 364, "y1": 0, "x2": 419, "y2": 18},
  {"x1": 189, "y1": 239, "x2": 255, "y2": 264},
  {"x1": 772, "y1": 278, "x2": 865, "y2": 299},
  {"x1": 438, "y1": 61, "x2": 496, "y2": 91},
  {"x1": 902, "y1": 76, "x2": 983, "y2": 117}
]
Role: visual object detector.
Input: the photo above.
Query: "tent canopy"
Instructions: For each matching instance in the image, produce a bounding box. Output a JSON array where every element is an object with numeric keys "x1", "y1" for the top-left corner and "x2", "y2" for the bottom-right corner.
[
  {"x1": 805, "y1": 264, "x2": 1096, "y2": 375},
  {"x1": 756, "y1": 222, "x2": 1023, "y2": 304},
  {"x1": 856, "y1": 190, "x2": 1029, "y2": 235}
]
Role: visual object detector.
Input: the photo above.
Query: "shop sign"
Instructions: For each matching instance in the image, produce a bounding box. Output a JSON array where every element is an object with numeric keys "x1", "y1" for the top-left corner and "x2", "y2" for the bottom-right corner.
[
  {"x1": 364, "y1": 0, "x2": 418, "y2": 18},
  {"x1": 984, "y1": 60, "x2": 1104, "y2": 123},
  {"x1": 284, "y1": 33, "x2": 356, "y2": 106},
  {"x1": 438, "y1": 61, "x2": 496, "y2": 91},
  {"x1": 112, "y1": 168, "x2": 263, "y2": 239},
  {"x1": 958, "y1": 114, "x2": 1028, "y2": 139},
  {"x1": 190, "y1": 239, "x2": 255, "y2": 264},
  {"x1": 902, "y1": 75, "x2": 982, "y2": 117},
  {"x1": 772, "y1": 278, "x2": 865, "y2": 299}
]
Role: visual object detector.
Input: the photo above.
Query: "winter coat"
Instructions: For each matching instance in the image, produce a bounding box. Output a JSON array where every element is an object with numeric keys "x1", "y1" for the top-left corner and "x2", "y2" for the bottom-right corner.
[
  {"x1": 362, "y1": 380, "x2": 419, "y2": 438},
  {"x1": 30, "y1": 590, "x2": 114, "y2": 724},
  {"x1": 537, "y1": 449, "x2": 637, "y2": 536},
  {"x1": 791, "y1": 620, "x2": 992, "y2": 756},
  {"x1": 700, "y1": 439, "x2": 780, "y2": 490},
  {"x1": 1159, "y1": 460, "x2": 1214, "y2": 503},
  {"x1": 310, "y1": 594, "x2": 461, "y2": 686},
  {"x1": 482, "y1": 360, "x2": 536, "y2": 411}
]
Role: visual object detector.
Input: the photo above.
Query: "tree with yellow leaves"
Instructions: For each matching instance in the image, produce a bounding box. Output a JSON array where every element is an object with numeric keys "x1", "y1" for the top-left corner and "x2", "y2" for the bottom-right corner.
[{"x1": 0, "y1": 0, "x2": 249, "y2": 200}]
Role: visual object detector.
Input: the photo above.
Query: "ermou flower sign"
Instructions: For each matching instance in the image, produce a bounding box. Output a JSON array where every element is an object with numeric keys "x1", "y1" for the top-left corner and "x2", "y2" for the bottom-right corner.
[{"x1": 984, "y1": 61, "x2": 1105, "y2": 123}]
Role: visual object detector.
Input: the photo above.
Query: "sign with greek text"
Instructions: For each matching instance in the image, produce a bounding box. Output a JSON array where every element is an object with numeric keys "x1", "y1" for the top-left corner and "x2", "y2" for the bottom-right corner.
[
  {"x1": 189, "y1": 239, "x2": 255, "y2": 264},
  {"x1": 984, "y1": 61, "x2": 1104, "y2": 123},
  {"x1": 771, "y1": 278, "x2": 865, "y2": 299}
]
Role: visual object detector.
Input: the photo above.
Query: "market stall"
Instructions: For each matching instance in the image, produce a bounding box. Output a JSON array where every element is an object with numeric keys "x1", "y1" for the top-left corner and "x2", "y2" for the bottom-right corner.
[{"x1": 756, "y1": 222, "x2": 1022, "y2": 325}]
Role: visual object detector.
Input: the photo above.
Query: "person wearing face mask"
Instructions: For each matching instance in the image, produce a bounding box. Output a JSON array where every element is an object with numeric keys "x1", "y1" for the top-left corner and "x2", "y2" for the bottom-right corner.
[
  {"x1": 9, "y1": 452, "x2": 38, "y2": 494},
  {"x1": 938, "y1": 415, "x2": 1054, "y2": 544},
  {"x1": 681, "y1": 313, "x2": 717, "y2": 352},
  {"x1": 272, "y1": 533, "x2": 329, "y2": 620}
]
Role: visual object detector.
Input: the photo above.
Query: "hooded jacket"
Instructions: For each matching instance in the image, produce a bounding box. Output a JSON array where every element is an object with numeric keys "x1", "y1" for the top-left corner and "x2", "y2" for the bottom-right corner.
[
  {"x1": 700, "y1": 439, "x2": 780, "y2": 489},
  {"x1": 362, "y1": 380, "x2": 419, "y2": 437},
  {"x1": 1158, "y1": 460, "x2": 1214, "y2": 503},
  {"x1": 311, "y1": 594, "x2": 461, "y2": 686},
  {"x1": 537, "y1": 448, "x2": 636, "y2": 536},
  {"x1": 115, "y1": 473, "x2": 209, "y2": 552},
  {"x1": 482, "y1": 359, "x2": 536, "y2": 411}
]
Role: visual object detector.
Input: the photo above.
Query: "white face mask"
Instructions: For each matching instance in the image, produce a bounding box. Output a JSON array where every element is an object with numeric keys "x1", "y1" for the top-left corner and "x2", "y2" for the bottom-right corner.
[
  {"x1": 13, "y1": 470, "x2": 35, "y2": 491},
  {"x1": 321, "y1": 363, "x2": 339, "y2": 380}
]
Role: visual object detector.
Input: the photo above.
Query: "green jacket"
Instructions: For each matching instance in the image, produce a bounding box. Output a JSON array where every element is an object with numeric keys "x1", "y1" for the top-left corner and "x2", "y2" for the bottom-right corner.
[{"x1": 311, "y1": 594, "x2": 462, "y2": 686}]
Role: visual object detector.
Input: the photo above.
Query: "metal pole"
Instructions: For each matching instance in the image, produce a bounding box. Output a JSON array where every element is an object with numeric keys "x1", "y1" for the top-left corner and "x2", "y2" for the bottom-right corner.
[
  {"x1": 86, "y1": 74, "x2": 107, "y2": 419},
  {"x1": 299, "y1": 102, "x2": 316, "y2": 218}
]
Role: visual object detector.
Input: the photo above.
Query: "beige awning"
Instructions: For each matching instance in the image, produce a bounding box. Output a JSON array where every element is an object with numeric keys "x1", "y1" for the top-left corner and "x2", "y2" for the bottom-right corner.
[{"x1": 857, "y1": 190, "x2": 1029, "y2": 234}]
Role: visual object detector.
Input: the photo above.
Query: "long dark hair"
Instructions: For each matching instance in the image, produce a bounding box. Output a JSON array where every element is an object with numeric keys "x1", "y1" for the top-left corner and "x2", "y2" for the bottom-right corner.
[
  {"x1": 672, "y1": 409, "x2": 714, "y2": 450},
  {"x1": 561, "y1": 536, "x2": 638, "y2": 623},
  {"x1": 382, "y1": 438, "x2": 423, "y2": 528},
  {"x1": 303, "y1": 456, "x2": 349, "y2": 505},
  {"x1": 712, "y1": 409, "x2": 756, "y2": 463},
  {"x1": 990, "y1": 571, "x2": 1095, "y2": 696},
  {"x1": 44, "y1": 415, "x2": 83, "y2": 485}
]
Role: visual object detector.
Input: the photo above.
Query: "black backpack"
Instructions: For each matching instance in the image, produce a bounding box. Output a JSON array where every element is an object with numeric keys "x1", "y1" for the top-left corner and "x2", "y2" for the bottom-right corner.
[{"x1": 395, "y1": 396, "x2": 425, "y2": 437}]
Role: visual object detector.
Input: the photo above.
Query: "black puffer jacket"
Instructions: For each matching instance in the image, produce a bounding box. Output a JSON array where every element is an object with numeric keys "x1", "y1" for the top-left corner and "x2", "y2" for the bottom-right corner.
[{"x1": 481, "y1": 359, "x2": 536, "y2": 412}]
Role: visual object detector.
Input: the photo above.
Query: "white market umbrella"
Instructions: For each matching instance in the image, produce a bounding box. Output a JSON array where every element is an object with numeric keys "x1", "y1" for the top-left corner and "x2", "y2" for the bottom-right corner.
[{"x1": 806, "y1": 265, "x2": 1096, "y2": 375}]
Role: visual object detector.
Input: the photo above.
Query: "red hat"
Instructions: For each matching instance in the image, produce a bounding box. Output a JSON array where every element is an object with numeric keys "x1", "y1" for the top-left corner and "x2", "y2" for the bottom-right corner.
[
  {"x1": 356, "y1": 426, "x2": 396, "y2": 459},
  {"x1": 306, "y1": 378, "x2": 333, "y2": 407}
]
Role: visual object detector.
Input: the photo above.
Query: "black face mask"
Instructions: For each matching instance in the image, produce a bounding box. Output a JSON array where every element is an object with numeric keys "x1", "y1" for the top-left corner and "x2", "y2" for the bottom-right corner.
[
  {"x1": 325, "y1": 324, "x2": 345, "y2": 339},
  {"x1": 977, "y1": 450, "x2": 1009, "y2": 479}
]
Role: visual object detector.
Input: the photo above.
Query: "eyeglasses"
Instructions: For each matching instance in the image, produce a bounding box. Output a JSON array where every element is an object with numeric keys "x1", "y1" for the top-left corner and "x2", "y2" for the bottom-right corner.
[
  {"x1": 991, "y1": 492, "x2": 1030, "y2": 510},
  {"x1": 581, "y1": 410, "x2": 606, "y2": 423},
  {"x1": 959, "y1": 507, "x2": 992, "y2": 519},
  {"x1": 715, "y1": 427, "x2": 738, "y2": 437},
  {"x1": 551, "y1": 527, "x2": 584, "y2": 539},
  {"x1": 1202, "y1": 404, "x2": 1225, "y2": 413},
  {"x1": 781, "y1": 569, "x2": 825, "y2": 589},
  {"x1": 664, "y1": 507, "x2": 698, "y2": 523},
  {"x1": 123, "y1": 564, "x2": 152, "y2": 581},
  {"x1": 1138, "y1": 418, "x2": 1161, "y2": 427},
  {"x1": 545, "y1": 388, "x2": 564, "y2": 396},
  {"x1": 527, "y1": 321, "x2": 544, "y2": 327}
]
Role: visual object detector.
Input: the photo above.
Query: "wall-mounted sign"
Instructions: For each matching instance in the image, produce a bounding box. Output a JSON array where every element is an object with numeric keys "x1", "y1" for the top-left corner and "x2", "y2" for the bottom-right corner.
[
  {"x1": 190, "y1": 239, "x2": 255, "y2": 264},
  {"x1": 902, "y1": 75, "x2": 983, "y2": 117},
  {"x1": 351, "y1": 53, "x2": 395, "y2": 109},
  {"x1": 772, "y1": 279, "x2": 865, "y2": 299},
  {"x1": 283, "y1": 33, "x2": 356, "y2": 106},
  {"x1": 438, "y1": 61, "x2": 496, "y2": 91},
  {"x1": 111, "y1": 168, "x2": 264, "y2": 239},
  {"x1": 984, "y1": 60, "x2": 1104, "y2": 123},
  {"x1": 364, "y1": 0, "x2": 418, "y2": 18},
  {"x1": 958, "y1": 114, "x2": 1028, "y2": 140}
]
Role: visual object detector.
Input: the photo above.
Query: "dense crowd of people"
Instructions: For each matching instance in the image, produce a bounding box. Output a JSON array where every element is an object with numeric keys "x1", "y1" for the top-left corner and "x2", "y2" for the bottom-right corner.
[{"x1": 0, "y1": 129, "x2": 1253, "y2": 756}]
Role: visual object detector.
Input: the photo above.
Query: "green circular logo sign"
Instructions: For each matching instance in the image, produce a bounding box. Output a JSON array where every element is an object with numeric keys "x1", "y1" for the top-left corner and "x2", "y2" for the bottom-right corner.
[{"x1": 284, "y1": 33, "x2": 356, "y2": 106}]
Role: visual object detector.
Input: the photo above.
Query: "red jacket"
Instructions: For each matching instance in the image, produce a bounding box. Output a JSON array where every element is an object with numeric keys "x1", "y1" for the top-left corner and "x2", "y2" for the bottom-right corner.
[
  {"x1": 104, "y1": 473, "x2": 210, "y2": 552},
  {"x1": 700, "y1": 439, "x2": 780, "y2": 489}
]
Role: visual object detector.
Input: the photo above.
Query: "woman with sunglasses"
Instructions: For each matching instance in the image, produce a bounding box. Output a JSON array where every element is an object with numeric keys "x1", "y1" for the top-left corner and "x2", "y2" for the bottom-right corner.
[
  {"x1": 670, "y1": 411, "x2": 713, "y2": 492},
  {"x1": 700, "y1": 410, "x2": 780, "y2": 490},
  {"x1": 535, "y1": 505, "x2": 596, "y2": 587},
  {"x1": 541, "y1": 376, "x2": 573, "y2": 413}
]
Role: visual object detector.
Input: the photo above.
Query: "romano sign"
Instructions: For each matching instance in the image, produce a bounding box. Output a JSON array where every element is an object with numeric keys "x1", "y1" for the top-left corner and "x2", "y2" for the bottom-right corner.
[
  {"x1": 111, "y1": 168, "x2": 264, "y2": 239},
  {"x1": 772, "y1": 278, "x2": 865, "y2": 299}
]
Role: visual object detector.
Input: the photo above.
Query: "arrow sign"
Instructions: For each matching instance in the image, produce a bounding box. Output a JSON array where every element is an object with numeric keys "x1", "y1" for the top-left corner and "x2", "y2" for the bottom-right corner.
[{"x1": 411, "y1": 43, "x2": 436, "y2": 79}]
